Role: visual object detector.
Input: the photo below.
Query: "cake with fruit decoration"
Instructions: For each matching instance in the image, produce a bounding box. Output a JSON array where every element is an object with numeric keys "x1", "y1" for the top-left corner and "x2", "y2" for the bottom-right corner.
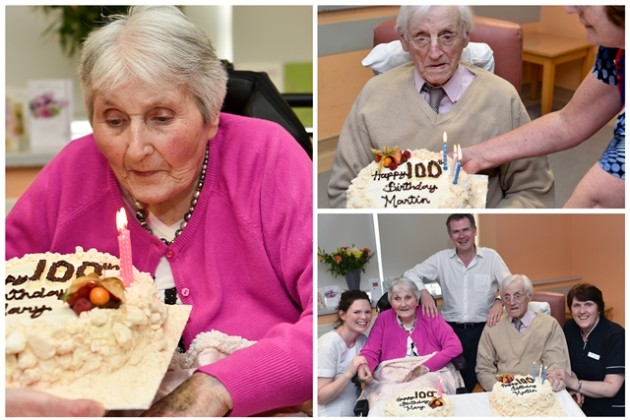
[
  {"x1": 5, "y1": 247, "x2": 191, "y2": 409},
  {"x1": 346, "y1": 147, "x2": 488, "y2": 208},
  {"x1": 384, "y1": 388, "x2": 453, "y2": 417},
  {"x1": 489, "y1": 374, "x2": 566, "y2": 417}
]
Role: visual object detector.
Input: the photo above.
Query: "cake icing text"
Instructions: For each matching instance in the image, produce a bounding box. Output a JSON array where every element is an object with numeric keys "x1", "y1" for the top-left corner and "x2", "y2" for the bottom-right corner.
[{"x1": 5, "y1": 259, "x2": 120, "y2": 319}]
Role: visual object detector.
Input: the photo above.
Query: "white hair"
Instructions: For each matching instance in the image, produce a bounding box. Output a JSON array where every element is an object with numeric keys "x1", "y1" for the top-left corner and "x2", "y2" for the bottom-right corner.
[
  {"x1": 500, "y1": 274, "x2": 534, "y2": 298},
  {"x1": 388, "y1": 278, "x2": 421, "y2": 303},
  {"x1": 396, "y1": 6, "x2": 474, "y2": 39},
  {"x1": 78, "y1": 6, "x2": 227, "y2": 124}
]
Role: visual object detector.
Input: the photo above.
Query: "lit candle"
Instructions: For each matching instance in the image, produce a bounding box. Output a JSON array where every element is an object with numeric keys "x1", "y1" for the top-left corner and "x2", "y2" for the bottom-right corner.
[
  {"x1": 442, "y1": 132, "x2": 448, "y2": 170},
  {"x1": 538, "y1": 364, "x2": 544, "y2": 383},
  {"x1": 437, "y1": 377, "x2": 443, "y2": 397},
  {"x1": 452, "y1": 144, "x2": 462, "y2": 185},
  {"x1": 116, "y1": 208, "x2": 133, "y2": 287}
]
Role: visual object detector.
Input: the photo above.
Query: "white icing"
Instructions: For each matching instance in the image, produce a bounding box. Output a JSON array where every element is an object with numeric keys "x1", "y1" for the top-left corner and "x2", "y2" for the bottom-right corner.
[
  {"x1": 347, "y1": 149, "x2": 488, "y2": 208},
  {"x1": 5, "y1": 247, "x2": 168, "y2": 388},
  {"x1": 384, "y1": 389, "x2": 454, "y2": 417},
  {"x1": 489, "y1": 375, "x2": 566, "y2": 417}
]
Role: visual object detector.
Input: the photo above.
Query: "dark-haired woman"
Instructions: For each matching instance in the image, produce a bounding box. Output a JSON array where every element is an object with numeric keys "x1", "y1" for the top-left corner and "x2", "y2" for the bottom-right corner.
[
  {"x1": 317, "y1": 290, "x2": 373, "y2": 416},
  {"x1": 556, "y1": 284, "x2": 624, "y2": 416}
]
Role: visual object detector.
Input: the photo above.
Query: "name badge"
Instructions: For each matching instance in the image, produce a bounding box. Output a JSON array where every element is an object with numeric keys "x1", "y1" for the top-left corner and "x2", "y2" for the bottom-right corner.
[{"x1": 587, "y1": 352, "x2": 601, "y2": 360}]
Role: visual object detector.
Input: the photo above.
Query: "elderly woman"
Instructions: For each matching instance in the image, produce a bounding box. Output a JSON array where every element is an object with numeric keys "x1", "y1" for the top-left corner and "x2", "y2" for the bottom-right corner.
[
  {"x1": 462, "y1": 6, "x2": 625, "y2": 208},
  {"x1": 552, "y1": 284, "x2": 624, "y2": 416},
  {"x1": 318, "y1": 290, "x2": 373, "y2": 416},
  {"x1": 5, "y1": 6, "x2": 312, "y2": 417},
  {"x1": 356, "y1": 278, "x2": 463, "y2": 401}
]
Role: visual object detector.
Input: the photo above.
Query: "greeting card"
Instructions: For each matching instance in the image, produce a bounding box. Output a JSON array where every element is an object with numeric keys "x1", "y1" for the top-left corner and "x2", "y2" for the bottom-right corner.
[
  {"x1": 324, "y1": 285, "x2": 341, "y2": 309},
  {"x1": 27, "y1": 79, "x2": 73, "y2": 152}
]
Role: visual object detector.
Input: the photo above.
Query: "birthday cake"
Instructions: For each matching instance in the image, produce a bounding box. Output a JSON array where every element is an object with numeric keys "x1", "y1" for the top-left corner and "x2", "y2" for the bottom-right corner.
[
  {"x1": 346, "y1": 148, "x2": 488, "y2": 209},
  {"x1": 489, "y1": 374, "x2": 565, "y2": 417},
  {"x1": 384, "y1": 388, "x2": 453, "y2": 417},
  {"x1": 5, "y1": 247, "x2": 191, "y2": 409}
]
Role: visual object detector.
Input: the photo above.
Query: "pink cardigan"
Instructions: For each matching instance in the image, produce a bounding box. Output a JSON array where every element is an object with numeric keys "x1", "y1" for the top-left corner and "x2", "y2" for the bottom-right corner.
[
  {"x1": 361, "y1": 307, "x2": 463, "y2": 373},
  {"x1": 6, "y1": 113, "x2": 313, "y2": 416}
]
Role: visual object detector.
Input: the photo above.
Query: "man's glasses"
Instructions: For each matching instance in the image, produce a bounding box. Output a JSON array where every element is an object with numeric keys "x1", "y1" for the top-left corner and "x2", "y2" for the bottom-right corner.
[
  {"x1": 407, "y1": 32, "x2": 460, "y2": 50},
  {"x1": 502, "y1": 292, "x2": 526, "y2": 302}
]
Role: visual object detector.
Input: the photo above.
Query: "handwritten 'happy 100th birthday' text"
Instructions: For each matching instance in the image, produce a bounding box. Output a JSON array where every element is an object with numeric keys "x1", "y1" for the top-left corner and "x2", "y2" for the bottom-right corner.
[
  {"x1": 374, "y1": 160, "x2": 443, "y2": 208},
  {"x1": 5, "y1": 259, "x2": 119, "y2": 319}
]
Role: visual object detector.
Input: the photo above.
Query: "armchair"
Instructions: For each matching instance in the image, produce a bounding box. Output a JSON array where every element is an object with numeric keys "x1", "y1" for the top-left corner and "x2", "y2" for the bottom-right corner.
[
  {"x1": 532, "y1": 291, "x2": 566, "y2": 328},
  {"x1": 373, "y1": 15, "x2": 523, "y2": 93},
  {"x1": 221, "y1": 63, "x2": 313, "y2": 158}
]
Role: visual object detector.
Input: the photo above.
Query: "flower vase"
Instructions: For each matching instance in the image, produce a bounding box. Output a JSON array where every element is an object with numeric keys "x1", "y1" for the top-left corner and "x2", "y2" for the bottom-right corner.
[{"x1": 345, "y1": 269, "x2": 361, "y2": 290}]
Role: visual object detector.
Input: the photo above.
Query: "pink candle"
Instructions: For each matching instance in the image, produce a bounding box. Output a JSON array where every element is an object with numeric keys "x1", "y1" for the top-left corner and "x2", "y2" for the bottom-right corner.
[
  {"x1": 116, "y1": 208, "x2": 134, "y2": 286},
  {"x1": 437, "y1": 377, "x2": 443, "y2": 397}
]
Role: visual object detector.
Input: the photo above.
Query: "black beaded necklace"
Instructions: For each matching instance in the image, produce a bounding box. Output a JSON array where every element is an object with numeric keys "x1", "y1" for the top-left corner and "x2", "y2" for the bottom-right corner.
[{"x1": 134, "y1": 145, "x2": 209, "y2": 246}]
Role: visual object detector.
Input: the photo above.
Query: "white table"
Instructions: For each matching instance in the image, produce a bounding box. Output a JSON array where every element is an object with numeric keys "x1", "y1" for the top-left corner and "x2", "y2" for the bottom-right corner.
[{"x1": 368, "y1": 389, "x2": 585, "y2": 416}]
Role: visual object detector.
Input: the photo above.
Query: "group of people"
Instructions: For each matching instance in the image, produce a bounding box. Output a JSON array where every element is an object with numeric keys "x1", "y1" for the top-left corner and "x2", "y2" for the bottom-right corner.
[
  {"x1": 328, "y1": 5, "x2": 625, "y2": 208},
  {"x1": 318, "y1": 214, "x2": 624, "y2": 417},
  {"x1": 4, "y1": 3, "x2": 625, "y2": 417}
]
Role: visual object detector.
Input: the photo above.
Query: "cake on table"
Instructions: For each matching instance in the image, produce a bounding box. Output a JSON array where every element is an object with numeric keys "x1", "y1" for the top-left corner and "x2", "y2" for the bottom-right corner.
[
  {"x1": 384, "y1": 388, "x2": 453, "y2": 417},
  {"x1": 5, "y1": 247, "x2": 191, "y2": 410},
  {"x1": 489, "y1": 374, "x2": 566, "y2": 417},
  {"x1": 346, "y1": 147, "x2": 488, "y2": 209}
]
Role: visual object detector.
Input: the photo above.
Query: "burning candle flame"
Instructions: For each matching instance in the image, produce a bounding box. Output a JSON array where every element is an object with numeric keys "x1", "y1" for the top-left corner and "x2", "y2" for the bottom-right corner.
[{"x1": 116, "y1": 208, "x2": 128, "y2": 232}]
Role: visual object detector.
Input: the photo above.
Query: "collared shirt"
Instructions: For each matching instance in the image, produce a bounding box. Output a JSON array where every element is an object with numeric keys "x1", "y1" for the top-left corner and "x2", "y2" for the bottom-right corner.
[
  {"x1": 403, "y1": 247, "x2": 511, "y2": 323},
  {"x1": 510, "y1": 310, "x2": 536, "y2": 332},
  {"x1": 414, "y1": 65, "x2": 475, "y2": 114}
]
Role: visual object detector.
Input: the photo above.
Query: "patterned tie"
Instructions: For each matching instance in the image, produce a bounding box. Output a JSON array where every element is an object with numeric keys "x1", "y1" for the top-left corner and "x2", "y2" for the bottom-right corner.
[
  {"x1": 422, "y1": 84, "x2": 446, "y2": 114},
  {"x1": 512, "y1": 318, "x2": 523, "y2": 332}
]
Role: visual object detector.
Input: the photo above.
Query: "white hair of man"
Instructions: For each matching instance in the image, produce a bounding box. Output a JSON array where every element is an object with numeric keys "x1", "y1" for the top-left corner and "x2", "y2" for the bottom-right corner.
[
  {"x1": 500, "y1": 274, "x2": 534, "y2": 298},
  {"x1": 78, "y1": 6, "x2": 227, "y2": 125},
  {"x1": 396, "y1": 5, "x2": 474, "y2": 40}
]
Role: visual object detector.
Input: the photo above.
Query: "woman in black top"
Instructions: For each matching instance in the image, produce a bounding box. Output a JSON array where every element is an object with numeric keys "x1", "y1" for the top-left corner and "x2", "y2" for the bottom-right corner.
[{"x1": 560, "y1": 284, "x2": 624, "y2": 416}]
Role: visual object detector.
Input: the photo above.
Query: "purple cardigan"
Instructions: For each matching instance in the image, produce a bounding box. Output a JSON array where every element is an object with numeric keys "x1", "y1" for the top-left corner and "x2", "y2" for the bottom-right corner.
[
  {"x1": 361, "y1": 307, "x2": 463, "y2": 373},
  {"x1": 6, "y1": 113, "x2": 313, "y2": 416}
]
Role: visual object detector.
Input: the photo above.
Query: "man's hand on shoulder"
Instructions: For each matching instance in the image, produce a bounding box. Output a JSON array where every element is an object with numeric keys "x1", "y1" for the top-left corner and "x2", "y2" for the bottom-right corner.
[
  {"x1": 486, "y1": 299, "x2": 503, "y2": 327},
  {"x1": 420, "y1": 289, "x2": 438, "y2": 317}
]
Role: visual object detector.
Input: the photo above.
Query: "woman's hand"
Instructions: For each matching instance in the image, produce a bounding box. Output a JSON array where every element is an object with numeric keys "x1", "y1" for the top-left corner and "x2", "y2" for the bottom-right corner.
[
  {"x1": 460, "y1": 144, "x2": 492, "y2": 175},
  {"x1": 403, "y1": 365, "x2": 429, "y2": 382},
  {"x1": 357, "y1": 363, "x2": 373, "y2": 385},
  {"x1": 6, "y1": 388, "x2": 105, "y2": 417},
  {"x1": 142, "y1": 372, "x2": 232, "y2": 417},
  {"x1": 573, "y1": 391, "x2": 584, "y2": 406},
  {"x1": 349, "y1": 355, "x2": 368, "y2": 378},
  {"x1": 545, "y1": 368, "x2": 567, "y2": 392},
  {"x1": 419, "y1": 289, "x2": 438, "y2": 318}
]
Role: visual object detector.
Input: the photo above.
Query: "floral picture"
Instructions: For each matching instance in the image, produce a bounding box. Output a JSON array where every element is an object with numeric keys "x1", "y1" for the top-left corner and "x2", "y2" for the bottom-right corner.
[{"x1": 29, "y1": 92, "x2": 68, "y2": 119}]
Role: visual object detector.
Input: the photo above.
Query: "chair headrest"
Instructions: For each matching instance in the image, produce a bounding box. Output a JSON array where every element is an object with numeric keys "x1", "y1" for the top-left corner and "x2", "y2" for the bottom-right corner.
[{"x1": 361, "y1": 40, "x2": 495, "y2": 75}]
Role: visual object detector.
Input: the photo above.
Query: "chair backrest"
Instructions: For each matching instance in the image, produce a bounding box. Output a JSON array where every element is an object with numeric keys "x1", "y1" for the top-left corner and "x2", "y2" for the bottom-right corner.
[
  {"x1": 221, "y1": 68, "x2": 313, "y2": 158},
  {"x1": 373, "y1": 15, "x2": 523, "y2": 92},
  {"x1": 532, "y1": 291, "x2": 566, "y2": 328}
]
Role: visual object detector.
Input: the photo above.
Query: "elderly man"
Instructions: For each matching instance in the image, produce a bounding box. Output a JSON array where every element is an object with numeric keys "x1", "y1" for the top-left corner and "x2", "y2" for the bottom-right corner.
[
  {"x1": 476, "y1": 274, "x2": 570, "y2": 391},
  {"x1": 327, "y1": 5, "x2": 555, "y2": 208},
  {"x1": 403, "y1": 213, "x2": 511, "y2": 392}
]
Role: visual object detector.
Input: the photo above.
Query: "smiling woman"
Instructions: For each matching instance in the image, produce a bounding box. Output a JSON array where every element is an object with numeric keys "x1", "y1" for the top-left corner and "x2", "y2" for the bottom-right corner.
[
  {"x1": 317, "y1": 290, "x2": 373, "y2": 416},
  {"x1": 561, "y1": 284, "x2": 625, "y2": 416}
]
